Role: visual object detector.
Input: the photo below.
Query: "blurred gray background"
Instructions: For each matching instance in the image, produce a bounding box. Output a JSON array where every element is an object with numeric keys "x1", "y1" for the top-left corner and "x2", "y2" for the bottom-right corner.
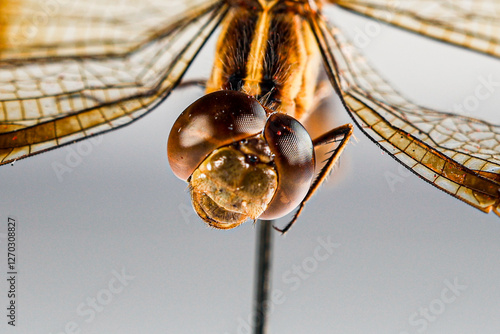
[{"x1": 1, "y1": 5, "x2": 500, "y2": 334}]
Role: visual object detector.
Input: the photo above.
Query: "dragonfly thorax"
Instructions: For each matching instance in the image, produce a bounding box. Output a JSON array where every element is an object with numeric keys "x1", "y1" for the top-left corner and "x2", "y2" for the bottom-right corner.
[{"x1": 206, "y1": 0, "x2": 321, "y2": 120}]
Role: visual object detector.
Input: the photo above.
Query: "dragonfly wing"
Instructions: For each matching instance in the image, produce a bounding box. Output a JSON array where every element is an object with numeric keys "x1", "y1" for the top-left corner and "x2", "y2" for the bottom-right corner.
[
  {"x1": 334, "y1": 0, "x2": 500, "y2": 58},
  {"x1": 0, "y1": 0, "x2": 219, "y2": 59},
  {"x1": 308, "y1": 13, "x2": 500, "y2": 216},
  {"x1": 0, "y1": 0, "x2": 228, "y2": 165}
]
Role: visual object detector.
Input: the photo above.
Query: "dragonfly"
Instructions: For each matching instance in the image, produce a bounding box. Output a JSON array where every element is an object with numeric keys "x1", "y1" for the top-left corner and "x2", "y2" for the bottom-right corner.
[{"x1": 0, "y1": 0, "x2": 499, "y2": 233}]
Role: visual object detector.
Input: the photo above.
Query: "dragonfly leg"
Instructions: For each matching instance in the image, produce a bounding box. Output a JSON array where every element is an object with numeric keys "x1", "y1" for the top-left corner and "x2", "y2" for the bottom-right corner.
[
  {"x1": 309, "y1": 80, "x2": 334, "y2": 113},
  {"x1": 273, "y1": 123, "x2": 353, "y2": 234},
  {"x1": 177, "y1": 79, "x2": 207, "y2": 90},
  {"x1": 297, "y1": 79, "x2": 335, "y2": 123}
]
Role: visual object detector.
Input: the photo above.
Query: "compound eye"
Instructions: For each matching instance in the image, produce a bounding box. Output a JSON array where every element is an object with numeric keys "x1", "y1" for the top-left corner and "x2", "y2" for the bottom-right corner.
[
  {"x1": 260, "y1": 113, "x2": 315, "y2": 220},
  {"x1": 168, "y1": 91, "x2": 267, "y2": 180}
]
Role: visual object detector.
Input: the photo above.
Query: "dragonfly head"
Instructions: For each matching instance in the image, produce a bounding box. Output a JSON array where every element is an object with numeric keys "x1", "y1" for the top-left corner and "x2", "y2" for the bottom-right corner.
[
  {"x1": 189, "y1": 137, "x2": 278, "y2": 229},
  {"x1": 168, "y1": 91, "x2": 315, "y2": 229}
]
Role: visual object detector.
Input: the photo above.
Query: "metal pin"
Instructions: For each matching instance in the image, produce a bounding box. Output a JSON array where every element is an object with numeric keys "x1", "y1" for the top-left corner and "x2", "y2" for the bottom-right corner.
[{"x1": 252, "y1": 219, "x2": 274, "y2": 334}]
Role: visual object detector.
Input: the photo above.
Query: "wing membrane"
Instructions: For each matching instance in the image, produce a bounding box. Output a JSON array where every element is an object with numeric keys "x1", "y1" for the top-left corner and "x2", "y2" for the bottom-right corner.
[
  {"x1": 0, "y1": 0, "x2": 228, "y2": 165},
  {"x1": 0, "y1": 0, "x2": 219, "y2": 59},
  {"x1": 334, "y1": 0, "x2": 500, "y2": 58},
  {"x1": 308, "y1": 13, "x2": 500, "y2": 215}
]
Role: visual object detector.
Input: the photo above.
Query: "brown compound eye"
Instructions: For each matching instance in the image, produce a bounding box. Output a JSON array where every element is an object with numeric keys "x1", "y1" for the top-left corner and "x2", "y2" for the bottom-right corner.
[
  {"x1": 167, "y1": 90, "x2": 268, "y2": 180},
  {"x1": 260, "y1": 113, "x2": 315, "y2": 220}
]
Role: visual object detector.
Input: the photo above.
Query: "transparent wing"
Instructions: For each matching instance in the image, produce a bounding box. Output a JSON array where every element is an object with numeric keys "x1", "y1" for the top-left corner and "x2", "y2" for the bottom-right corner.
[
  {"x1": 333, "y1": 0, "x2": 500, "y2": 58},
  {"x1": 0, "y1": 0, "x2": 218, "y2": 59},
  {"x1": 0, "y1": 0, "x2": 228, "y2": 165},
  {"x1": 308, "y1": 13, "x2": 500, "y2": 216}
]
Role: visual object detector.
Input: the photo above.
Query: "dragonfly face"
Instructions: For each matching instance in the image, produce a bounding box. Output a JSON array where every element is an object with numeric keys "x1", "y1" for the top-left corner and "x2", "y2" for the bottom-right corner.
[
  {"x1": 168, "y1": 90, "x2": 315, "y2": 229},
  {"x1": 0, "y1": 0, "x2": 499, "y2": 232}
]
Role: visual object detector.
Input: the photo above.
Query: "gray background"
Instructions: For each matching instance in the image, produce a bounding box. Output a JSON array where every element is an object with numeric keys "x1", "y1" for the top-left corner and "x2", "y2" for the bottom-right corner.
[{"x1": 1, "y1": 6, "x2": 500, "y2": 334}]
